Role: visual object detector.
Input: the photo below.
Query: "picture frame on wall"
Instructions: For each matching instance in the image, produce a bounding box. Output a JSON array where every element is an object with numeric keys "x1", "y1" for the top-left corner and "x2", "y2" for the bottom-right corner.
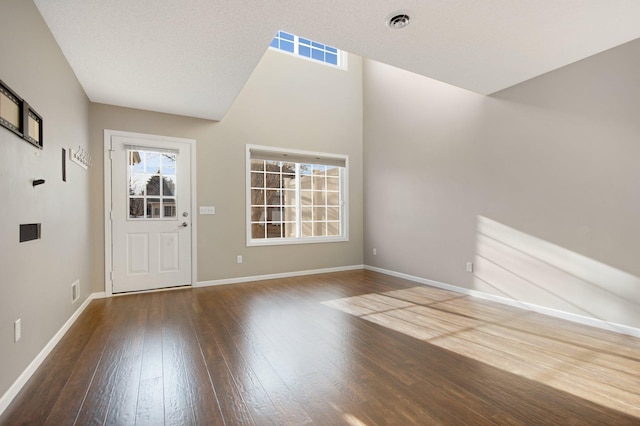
[
  {"x1": 0, "y1": 79, "x2": 23, "y2": 138},
  {"x1": 0, "y1": 78, "x2": 43, "y2": 149}
]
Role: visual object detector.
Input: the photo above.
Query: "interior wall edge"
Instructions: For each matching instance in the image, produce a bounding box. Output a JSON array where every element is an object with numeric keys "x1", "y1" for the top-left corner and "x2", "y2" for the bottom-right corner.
[
  {"x1": 196, "y1": 264, "x2": 365, "y2": 288},
  {"x1": 364, "y1": 265, "x2": 640, "y2": 339},
  {"x1": 0, "y1": 292, "x2": 103, "y2": 418}
]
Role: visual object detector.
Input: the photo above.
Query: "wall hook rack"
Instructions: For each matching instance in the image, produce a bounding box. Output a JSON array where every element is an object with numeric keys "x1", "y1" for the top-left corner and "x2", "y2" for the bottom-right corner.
[{"x1": 69, "y1": 146, "x2": 92, "y2": 169}]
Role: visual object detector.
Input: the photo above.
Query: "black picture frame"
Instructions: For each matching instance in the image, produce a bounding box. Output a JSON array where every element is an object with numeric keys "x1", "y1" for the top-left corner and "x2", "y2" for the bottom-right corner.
[
  {"x1": 0, "y1": 79, "x2": 43, "y2": 149},
  {"x1": 0, "y1": 80, "x2": 24, "y2": 138},
  {"x1": 24, "y1": 106, "x2": 43, "y2": 149}
]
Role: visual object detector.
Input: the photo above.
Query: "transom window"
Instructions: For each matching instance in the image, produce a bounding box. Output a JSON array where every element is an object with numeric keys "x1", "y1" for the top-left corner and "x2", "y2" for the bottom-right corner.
[
  {"x1": 127, "y1": 149, "x2": 177, "y2": 219},
  {"x1": 269, "y1": 31, "x2": 346, "y2": 69},
  {"x1": 246, "y1": 145, "x2": 348, "y2": 246}
]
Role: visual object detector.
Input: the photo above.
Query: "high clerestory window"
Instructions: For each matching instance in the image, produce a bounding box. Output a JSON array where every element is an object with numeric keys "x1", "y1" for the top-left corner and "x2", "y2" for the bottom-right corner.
[
  {"x1": 246, "y1": 145, "x2": 349, "y2": 246},
  {"x1": 269, "y1": 31, "x2": 346, "y2": 69}
]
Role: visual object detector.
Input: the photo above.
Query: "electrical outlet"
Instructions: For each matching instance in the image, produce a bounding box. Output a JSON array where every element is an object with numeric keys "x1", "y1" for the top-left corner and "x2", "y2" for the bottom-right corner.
[
  {"x1": 237, "y1": 255, "x2": 243, "y2": 264},
  {"x1": 466, "y1": 262, "x2": 474, "y2": 273},
  {"x1": 14, "y1": 319, "x2": 21, "y2": 343},
  {"x1": 199, "y1": 206, "x2": 215, "y2": 215},
  {"x1": 373, "y1": 248, "x2": 377, "y2": 256}
]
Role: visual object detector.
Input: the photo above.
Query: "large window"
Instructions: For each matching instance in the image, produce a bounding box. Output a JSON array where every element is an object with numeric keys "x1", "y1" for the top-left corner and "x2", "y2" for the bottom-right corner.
[
  {"x1": 246, "y1": 145, "x2": 348, "y2": 246},
  {"x1": 269, "y1": 31, "x2": 346, "y2": 69}
]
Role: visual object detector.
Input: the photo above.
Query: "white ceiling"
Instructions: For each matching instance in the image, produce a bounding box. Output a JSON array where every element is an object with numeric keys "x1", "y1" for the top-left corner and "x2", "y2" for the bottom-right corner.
[{"x1": 34, "y1": 0, "x2": 640, "y2": 121}]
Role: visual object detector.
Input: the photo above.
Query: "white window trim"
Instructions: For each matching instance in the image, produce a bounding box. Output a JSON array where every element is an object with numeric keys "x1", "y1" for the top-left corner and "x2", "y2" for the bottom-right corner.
[
  {"x1": 246, "y1": 144, "x2": 349, "y2": 247},
  {"x1": 268, "y1": 33, "x2": 348, "y2": 71}
]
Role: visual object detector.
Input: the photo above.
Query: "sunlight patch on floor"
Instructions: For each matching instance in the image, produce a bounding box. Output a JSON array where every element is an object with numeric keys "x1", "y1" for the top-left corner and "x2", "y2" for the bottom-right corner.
[{"x1": 322, "y1": 286, "x2": 640, "y2": 418}]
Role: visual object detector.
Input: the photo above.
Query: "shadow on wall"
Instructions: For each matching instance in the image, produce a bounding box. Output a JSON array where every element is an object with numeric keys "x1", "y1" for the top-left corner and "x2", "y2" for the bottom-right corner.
[{"x1": 473, "y1": 216, "x2": 640, "y2": 331}]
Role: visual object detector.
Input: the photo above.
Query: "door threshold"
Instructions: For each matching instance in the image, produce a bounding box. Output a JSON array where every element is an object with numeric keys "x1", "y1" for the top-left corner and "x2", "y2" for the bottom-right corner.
[{"x1": 112, "y1": 284, "x2": 192, "y2": 297}]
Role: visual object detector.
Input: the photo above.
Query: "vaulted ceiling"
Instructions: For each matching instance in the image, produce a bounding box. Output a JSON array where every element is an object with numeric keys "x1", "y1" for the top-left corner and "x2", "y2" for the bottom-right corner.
[{"x1": 34, "y1": 0, "x2": 640, "y2": 121}]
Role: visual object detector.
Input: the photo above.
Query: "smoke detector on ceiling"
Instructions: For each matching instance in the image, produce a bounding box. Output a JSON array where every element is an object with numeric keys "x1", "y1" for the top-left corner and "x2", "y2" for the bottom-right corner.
[{"x1": 386, "y1": 12, "x2": 411, "y2": 29}]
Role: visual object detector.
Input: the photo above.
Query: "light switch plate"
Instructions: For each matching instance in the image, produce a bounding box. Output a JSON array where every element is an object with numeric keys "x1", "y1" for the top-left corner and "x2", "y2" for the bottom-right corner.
[{"x1": 199, "y1": 206, "x2": 215, "y2": 215}]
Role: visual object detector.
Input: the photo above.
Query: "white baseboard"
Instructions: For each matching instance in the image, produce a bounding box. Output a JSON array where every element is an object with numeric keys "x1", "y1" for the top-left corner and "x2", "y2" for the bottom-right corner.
[
  {"x1": 196, "y1": 264, "x2": 365, "y2": 288},
  {"x1": 0, "y1": 292, "x2": 104, "y2": 417},
  {"x1": 365, "y1": 265, "x2": 640, "y2": 339}
]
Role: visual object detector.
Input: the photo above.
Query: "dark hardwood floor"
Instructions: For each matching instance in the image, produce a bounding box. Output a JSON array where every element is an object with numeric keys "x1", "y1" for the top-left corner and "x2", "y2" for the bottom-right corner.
[{"x1": 1, "y1": 270, "x2": 639, "y2": 425}]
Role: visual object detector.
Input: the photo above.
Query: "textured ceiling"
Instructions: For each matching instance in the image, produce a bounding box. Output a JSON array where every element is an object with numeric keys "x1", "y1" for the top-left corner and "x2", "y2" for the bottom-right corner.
[{"x1": 33, "y1": 0, "x2": 640, "y2": 121}]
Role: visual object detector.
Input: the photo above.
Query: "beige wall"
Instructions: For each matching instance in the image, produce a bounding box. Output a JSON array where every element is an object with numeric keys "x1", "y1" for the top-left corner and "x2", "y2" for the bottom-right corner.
[
  {"x1": 363, "y1": 39, "x2": 640, "y2": 328},
  {"x1": 0, "y1": 0, "x2": 91, "y2": 397},
  {"x1": 90, "y1": 50, "x2": 364, "y2": 292}
]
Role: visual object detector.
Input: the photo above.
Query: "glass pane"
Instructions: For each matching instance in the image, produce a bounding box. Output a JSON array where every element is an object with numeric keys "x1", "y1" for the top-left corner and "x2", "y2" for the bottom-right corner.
[
  {"x1": 252, "y1": 223, "x2": 266, "y2": 239},
  {"x1": 163, "y1": 199, "x2": 176, "y2": 218},
  {"x1": 327, "y1": 191, "x2": 340, "y2": 205},
  {"x1": 314, "y1": 222, "x2": 326, "y2": 236},
  {"x1": 147, "y1": 198, "x2": 161, "y2": 218},
  {"x1": 251, "y1": 160, "x2": 265, "y2": 171},
  {"x1": 128, "y1": 149, "x2": 179, "y2": 220},
  {"x1": 251, "y1": 171, "x2": 265, "y2": 188},
  {"x1": 301, "y1": 207, "x2": 312, "y2": 221},
  {"x1": 251, "y1": 207, "x2": 266, "y2": 222},
  {"x1": 282, "y1": 162, "x2": 296, "y2": 176},
  {"x1": 266, "y1": 190, "x2": 281, "y2": 205},
  {"x1": 269, "y1": 206, "x2": 283, "y2": 223},
  {"x1": 266, "y1": 223, "x2": 282, "y2": 238},
  {"x1": 280, "y1": 40, "x2": 294, "y2": 53},
  {"x1": 129, "y1": 174, "x2": 146, "y2": 196},
  {"x1": 300, "y1": 164, "x2": 312, "y2": 175},
  {"x1": 163, "y1": 176, "x2": 176, "y2": 196},
  {"x1": 313, "y1": 175, "x2": 325, "y2": 190},
  {"x1": 284, "y1": 206, "x2": 296, "y2": 221},
  {"x1": 327, "y1": 166, "x2": 339, "y2": 177},
  {"x1": 300, "y1": 176, "x2": 312, "y2": 190},
  {"x1": 301, "y1": 221, "x2": 312, "y2": 237},
  {"x1": 313, "y1": 207, "x2": 326, "y2": 220},
  {"x1": 313, "y1": 191, "x2": 326, "y2": 205},
  {"x1": 129, "y1": 151, "x2": 144, "y2": 173},
  {"x1": 129, "y1": 198, "x2": 144, "y2": 218},
  {"x1": 326, "y1": 46, "x2": 338, "y2": 53},
  {"x1": 146, "y1": 175, "x2": 161, "y2": 196},
  {"x1": 281, "y1": 189, "x2": 296, "y2": 205},
  {"x1": 270, "y1": 38, "x2": 279, "y2": 48},
  {"x1": 326, "y1": 53, "x2": 338, "y2": 65},
  {"x1": 327, "y1": 207, "x2": 340, "y2": 221},
  {"x1": 279, "y1": 31, "x2": 294, "y2": 41},
  {"x1": 145, "y1": 152, "x2": 161, "y2": 174},
  {"x1": 162, "y1": 154, "x2": 176, "y2": 174},
  {"x1": 312, "y1": 41, "x2": 324, "y2": 49},
  {"x1": 299, "y1": 38, "x2": 311, "y2": 45},
  {"x1": 265, "y1": 174, "x2": 282, "y2": 189},
  {"x1": 300, "y1": 190, "x2": 312, "y2": 205},
  {"x1": 284, "y1": 222, "x2": 296, "y2": 238},
  {"x1": 299, "y1": 45, "x2": 311, "y2": 57},
  {"x1": 251, "y1": 188, "x2": 265, "y2": 205},
  {"x1": 327, "y1": 221, "x2": 340, "y2": 236},
  {"x1": 326, "y1": 177, "x2": 339, "y2": 190},
  {"x1": 312, "y1": 48, "x2": 324, "y2": 61}
]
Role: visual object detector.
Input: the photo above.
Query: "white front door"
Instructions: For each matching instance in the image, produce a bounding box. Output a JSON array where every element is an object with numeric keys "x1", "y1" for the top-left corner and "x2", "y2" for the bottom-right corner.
[{"x1": 108, "y1": 133, "x2": 194, "y2": 293}]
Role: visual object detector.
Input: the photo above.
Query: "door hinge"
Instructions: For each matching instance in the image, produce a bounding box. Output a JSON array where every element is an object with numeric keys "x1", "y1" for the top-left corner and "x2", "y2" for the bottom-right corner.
[
  {"x1": 109, "y1": 150, "x2": 114, "y2": 160},
  {"x1": 110, "y1": 271, "x2": 114, "y2": 281},
  {"x1": 109, "y1": 211, "x2": 114, "y2": 220}
]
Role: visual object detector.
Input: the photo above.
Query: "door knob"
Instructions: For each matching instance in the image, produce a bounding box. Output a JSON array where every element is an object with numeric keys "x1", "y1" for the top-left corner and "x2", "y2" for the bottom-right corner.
[{"x1": 179, "y1": 222, "x2": 188, "y2": 228}]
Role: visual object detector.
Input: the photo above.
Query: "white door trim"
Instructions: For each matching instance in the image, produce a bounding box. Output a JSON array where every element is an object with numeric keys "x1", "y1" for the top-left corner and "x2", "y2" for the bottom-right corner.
[{"x1": 104, "y1": 129, "x2": 197, "y2": 297}]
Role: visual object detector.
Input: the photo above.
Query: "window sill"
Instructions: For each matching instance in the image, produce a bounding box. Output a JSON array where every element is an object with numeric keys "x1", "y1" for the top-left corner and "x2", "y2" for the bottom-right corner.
[{"x1": 247, "y1": 235, "x2": 349, "y2": 247}]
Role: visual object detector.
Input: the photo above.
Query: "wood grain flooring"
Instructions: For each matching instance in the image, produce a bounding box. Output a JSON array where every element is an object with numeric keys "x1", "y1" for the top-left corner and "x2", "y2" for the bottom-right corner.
[{"x1": 1, "y1": 270, "x2": 639, "y2": 425}]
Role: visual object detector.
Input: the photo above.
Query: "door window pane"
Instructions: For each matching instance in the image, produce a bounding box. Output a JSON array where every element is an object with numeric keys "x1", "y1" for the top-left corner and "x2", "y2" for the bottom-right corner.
[{"x1": 128, "y1": 150, "x2": 178, "y2": 219}]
